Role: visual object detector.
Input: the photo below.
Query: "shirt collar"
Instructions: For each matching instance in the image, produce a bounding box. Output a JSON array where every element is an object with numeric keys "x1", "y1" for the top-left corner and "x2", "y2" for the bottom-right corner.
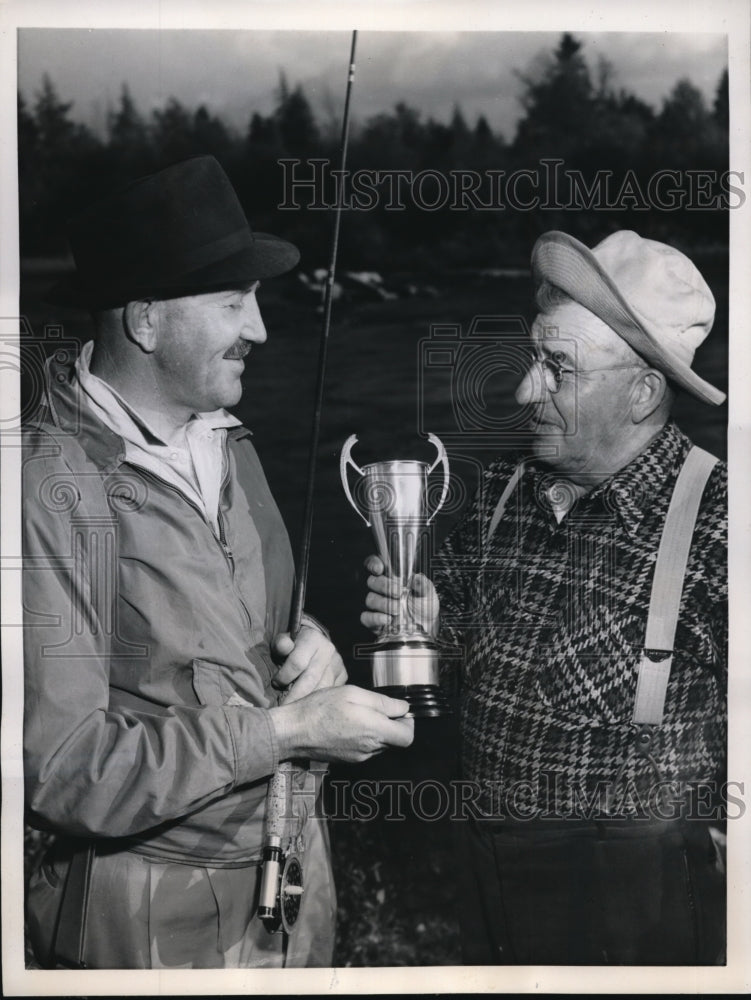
[
  {"x1": 75, "y1": 340, "x2": 242, "y2": 449},
  {"x1": 524, "y1": 422, "x2": 692, "y2": 537}
]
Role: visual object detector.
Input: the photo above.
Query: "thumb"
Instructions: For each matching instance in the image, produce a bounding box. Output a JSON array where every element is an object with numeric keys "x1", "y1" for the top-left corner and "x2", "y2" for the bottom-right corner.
[
  {"x1": 364, "y1": 554, "x2": 385, "y2": 576},
  {"x1": 411, "y1": 573, "x2": 434, "y2": 596},
  {"x1": 273, "y1": 632, "x2": 295, "y2": 657},
  {"x1": 373, "y1": 690, "x2": 411, "y2": 718}
]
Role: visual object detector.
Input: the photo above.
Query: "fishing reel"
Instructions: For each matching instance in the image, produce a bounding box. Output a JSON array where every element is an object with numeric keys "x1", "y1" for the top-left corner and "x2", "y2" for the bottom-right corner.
[{"x1": 258, "y1": 839, "x2": 305, "y2": 934}]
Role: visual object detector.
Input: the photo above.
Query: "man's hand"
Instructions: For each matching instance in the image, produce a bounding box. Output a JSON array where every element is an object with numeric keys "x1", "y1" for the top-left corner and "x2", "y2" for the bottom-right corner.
[
  {"x1": 360, "y1": 554, "x2": 440, "y2": 637},
  {"x1": 270, "y1": 685, "x2": 414, "y2": 763},
  {"x1": 271, "y1": 625, "x2": 347, "y2": 704}
]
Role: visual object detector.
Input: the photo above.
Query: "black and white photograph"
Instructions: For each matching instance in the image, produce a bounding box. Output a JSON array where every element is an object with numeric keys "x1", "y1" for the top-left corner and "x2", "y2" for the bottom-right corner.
[{"x1": 1, "y1": 0, "x2": 750, "y2": 994}]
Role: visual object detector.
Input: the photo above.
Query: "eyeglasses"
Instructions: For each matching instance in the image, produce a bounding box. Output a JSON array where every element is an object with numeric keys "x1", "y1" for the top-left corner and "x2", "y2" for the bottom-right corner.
[{"x1": 534, "y1": 353, "x2": 644, "y2": 394}]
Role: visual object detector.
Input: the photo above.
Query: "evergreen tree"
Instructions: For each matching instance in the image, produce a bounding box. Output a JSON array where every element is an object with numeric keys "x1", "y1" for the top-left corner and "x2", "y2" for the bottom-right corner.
[
  {"x1": 513, "y1": 33, "x2": 595, "y2": 158},
  {"x1": 33, "y1": 74, "x2": 77, "y2": 158},
  {"x1": 474, "y1": 114, "x2": 493, "y2": 144},
  {"x1": 17, "y1": 93, "x2": 39, "y2": 166},
  {"x1": 247, "y1": 111, "x2": 278, "y2": 148},
  {"x1": 658, "y1": 78, "x2": 710, "y2": 138},
  {"x1": 423, "y1": 118, "x2": 454, "y2": 162},
  {"x1": 713, "y1": 68, "x2": 729, "y2": 129},
  {"x1": 105, "y1": 84, "x2": 154, "y2": 179},
  {"x1": 648, "y1": 75, "x2": 724, "y2": 180},
  {"x1": 450, "y1": 105, "x2": 470, "y2": 142},
  {"x1": 18, "y1": 94, "x2": 41, "y2": 251},
  {"x1": 151, "y1": 97, "x2": 196, "y2": 164},
  {"x1": 193, "y1": 105, "x2": 234, "y2": 158},
  {"x1": 472, "y1": 113, "x2": 503, "y2": 159},
  {"x1": 24, "y1": 75, "x2": 101, "y2": 252},
  {"x1": 107, "y1": 85, "x2": 147, "y2": 149},
  {"x1": 392, "y1": 101, "x2": 424, "y2": 149},
  {"x1": 355, "y1": 102, "x2": 423, "y2": 178},
  {"x1": 275, "y1": 73, "x2": 320, "y2": 153}
]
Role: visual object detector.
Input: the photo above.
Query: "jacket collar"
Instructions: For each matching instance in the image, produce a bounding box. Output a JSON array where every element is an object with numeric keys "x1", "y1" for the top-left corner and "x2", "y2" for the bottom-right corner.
[{"x1": 33, "y1": 350, "x2": 252, "y2": 475}]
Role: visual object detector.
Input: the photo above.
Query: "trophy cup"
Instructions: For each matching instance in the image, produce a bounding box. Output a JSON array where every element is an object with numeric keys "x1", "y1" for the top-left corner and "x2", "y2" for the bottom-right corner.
[{"x1": 340, "y1": 433, "x2": 451, "y2": 717}]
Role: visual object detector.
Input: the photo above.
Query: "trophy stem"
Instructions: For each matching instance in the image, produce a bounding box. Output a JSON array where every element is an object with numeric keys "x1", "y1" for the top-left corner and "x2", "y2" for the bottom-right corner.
[{"x1": 395, "y1": 585, "x2": 412, "y2": 635}]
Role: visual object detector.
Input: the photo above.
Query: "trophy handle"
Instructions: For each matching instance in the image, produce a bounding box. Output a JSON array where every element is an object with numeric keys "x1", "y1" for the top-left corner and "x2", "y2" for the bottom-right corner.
[
  {"x1": 340, "y1": 434, "x2": 371, "y2": 527},
  {"x1": 425, "y1": 433, "x2": 450, "y2": 524}
]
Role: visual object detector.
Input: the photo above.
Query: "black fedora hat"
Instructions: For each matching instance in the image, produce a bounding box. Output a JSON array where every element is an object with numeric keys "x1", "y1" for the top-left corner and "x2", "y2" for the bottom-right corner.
[{"x1": 48, "y1": 155, "x2": 300, "y2": 308}]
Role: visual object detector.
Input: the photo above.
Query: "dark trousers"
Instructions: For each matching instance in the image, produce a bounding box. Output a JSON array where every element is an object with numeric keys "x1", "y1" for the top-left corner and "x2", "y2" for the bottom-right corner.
[{"x1": 455, "y1": 818, "x2": 726, "y2": 965}]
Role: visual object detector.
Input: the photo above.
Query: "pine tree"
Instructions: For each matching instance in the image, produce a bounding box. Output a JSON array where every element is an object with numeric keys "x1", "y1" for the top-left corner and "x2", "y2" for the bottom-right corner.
[
  {"x1": 658, "y1": 79, "x2": 710, "y2": 138},
  {"x1": 713, "y1": 68, "x2": 729, "y2": 130},
  {"x1": 513, "y1": 33, "x2": 595, "y2": 156},
  {"x1": 193, "y1": 105, "x2": 234, "y2": 158},
  {"x1": 275, "y1": 82, "x2": 320, "y2": 153},
  {"x1": 18, "y1": 93, "x2": 39, "y2": 164},
  {"x1": 107, "y1": 84, "x2": 146, "y2": 149},
  {"x1": 33, "y1": 74, "x2": 76, "y2": 158},
  {"x1": 151, "y1": 97, "x2": 196, "y2": 164}
]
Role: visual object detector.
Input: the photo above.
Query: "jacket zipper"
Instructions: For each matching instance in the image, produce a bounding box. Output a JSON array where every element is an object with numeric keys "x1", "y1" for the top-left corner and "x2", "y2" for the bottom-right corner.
[
  {"x1": 216, "y1": 460, "x2": 235, "y2": 572},
  {"x1": 126, "y1": 462, "x2": 254, "y2": 633},
  {"x1": 215, "y1": 451, "x2": 254, "y2": 635},
  {"x1": 216, "y1": 507, "x2": 235, "y2": 572}
]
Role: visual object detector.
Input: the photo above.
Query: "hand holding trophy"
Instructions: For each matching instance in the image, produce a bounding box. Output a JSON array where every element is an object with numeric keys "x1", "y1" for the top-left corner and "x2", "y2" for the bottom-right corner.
[{"x1": 341, "y1": 433, "x2": 451, "y2": 717}]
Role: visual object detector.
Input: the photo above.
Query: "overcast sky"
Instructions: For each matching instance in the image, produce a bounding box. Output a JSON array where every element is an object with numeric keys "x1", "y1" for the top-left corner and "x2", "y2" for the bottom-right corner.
[{"x1": 18, "y1": 29, "x2": 727, "y2": 141}]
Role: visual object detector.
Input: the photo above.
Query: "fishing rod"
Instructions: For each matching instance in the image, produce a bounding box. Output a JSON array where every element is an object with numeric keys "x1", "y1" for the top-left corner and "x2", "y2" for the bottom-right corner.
[{"x1": 258, "y1": 29, "x2": 358, "y2": 934}]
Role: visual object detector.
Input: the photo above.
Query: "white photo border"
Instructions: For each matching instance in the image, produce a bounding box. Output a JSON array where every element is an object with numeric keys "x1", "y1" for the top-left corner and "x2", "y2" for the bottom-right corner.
[{"x1": 2, "y1": 0, "x2": 750, "y2": 994}]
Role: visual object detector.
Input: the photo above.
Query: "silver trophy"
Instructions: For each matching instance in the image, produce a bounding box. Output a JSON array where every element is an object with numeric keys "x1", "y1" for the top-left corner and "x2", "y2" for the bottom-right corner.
[{"x1": 340, "y1": 433, "x2": 451, "y2": 717}]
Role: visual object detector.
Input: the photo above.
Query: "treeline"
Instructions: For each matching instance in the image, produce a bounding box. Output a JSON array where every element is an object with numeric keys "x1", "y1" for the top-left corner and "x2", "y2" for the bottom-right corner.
[{"x1": 18, "y1": 34, "x2": 730, "y2": 272}]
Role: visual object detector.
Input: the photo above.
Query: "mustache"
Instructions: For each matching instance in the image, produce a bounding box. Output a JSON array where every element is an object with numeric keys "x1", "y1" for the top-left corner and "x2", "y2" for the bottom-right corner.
[{"x1": 223, "y1": 341, "x2": 252, "y2": 360}]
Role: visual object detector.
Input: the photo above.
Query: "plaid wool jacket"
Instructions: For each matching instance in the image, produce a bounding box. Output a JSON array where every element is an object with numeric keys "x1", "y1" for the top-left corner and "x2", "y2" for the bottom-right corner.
[{"x1": 434, "y1": 422, "x2": 727, "y2": 819}]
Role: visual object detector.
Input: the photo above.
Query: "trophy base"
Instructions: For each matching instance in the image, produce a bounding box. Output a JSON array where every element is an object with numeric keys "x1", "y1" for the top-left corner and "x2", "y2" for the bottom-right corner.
[
  {"x1": 363, "y1": 637, "x2": 452, "y2": 717},
  {"x1": 376, "y1": 683, "x2": 452, "y2": 718}
]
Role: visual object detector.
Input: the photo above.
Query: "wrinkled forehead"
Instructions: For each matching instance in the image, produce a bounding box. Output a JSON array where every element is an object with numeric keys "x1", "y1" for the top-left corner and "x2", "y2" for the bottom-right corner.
[{"x1": 531, "y1": 301, "x2": 639, "y2": 366}]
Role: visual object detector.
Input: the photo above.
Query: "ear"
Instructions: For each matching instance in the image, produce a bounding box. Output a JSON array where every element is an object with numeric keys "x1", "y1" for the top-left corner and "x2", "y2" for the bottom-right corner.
[
  {"x1": 631, "y1": 369, "x2": 667, "y2": 423},
  {"x1": 123, "y1": 300, "x2": 159, "y2": 353}
]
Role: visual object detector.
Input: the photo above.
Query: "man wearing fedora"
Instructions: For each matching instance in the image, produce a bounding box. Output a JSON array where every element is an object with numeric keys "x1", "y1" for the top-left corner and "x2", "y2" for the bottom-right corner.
[
  {"x1": 363, "y1": 230, "x2": 727, "y2": 964},
  {"x1": 22, "y1": 155, "x2": 414, "y2": 969}
]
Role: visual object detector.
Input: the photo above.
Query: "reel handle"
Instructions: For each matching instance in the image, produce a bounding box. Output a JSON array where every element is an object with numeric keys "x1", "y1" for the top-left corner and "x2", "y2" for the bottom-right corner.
[{"x1": 257, "y1": 762, "x2": 292, "y2": 925}]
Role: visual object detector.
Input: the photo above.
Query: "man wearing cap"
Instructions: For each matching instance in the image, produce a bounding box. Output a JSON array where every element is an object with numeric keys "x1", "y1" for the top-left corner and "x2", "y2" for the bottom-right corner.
[
  {"x1": 363, "y1": 230, "x2": 727, "y2": 964},
  {"x1": 22, "y1": 155, "x2": 414, "y2": 969}
]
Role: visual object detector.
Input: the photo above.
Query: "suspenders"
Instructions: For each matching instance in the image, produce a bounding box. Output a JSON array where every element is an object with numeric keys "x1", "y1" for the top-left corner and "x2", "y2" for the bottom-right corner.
[
  {"x1": 632, "y1": 446, "x2": 718, "y2": 724},
  {"x1": 486, "y1": 460, "x2": 526, "y2": 544},
  {"x1": 485, "y1": 446, "x2": 719, "y2": 727}
]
